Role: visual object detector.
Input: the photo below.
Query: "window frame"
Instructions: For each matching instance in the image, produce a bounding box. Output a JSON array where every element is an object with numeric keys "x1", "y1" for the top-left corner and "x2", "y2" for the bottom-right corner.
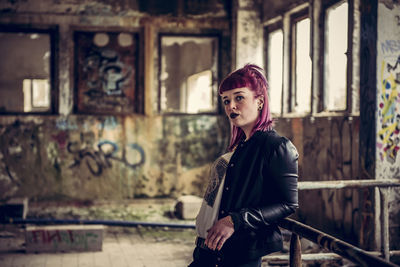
[
  {"x1": 263, "y1": 1, "x2": 358, "y2": 118},
  {"x1": 264, "y1": 20, "x2": 284, "y2": 117},
  {"x1": 289, "y1": 8, "x2": 311, "y2": 115},
  {"x1": 157, "y1": 32, "x2": 221, "y2": 115},
  {"x1": 0, "y1": 24, "x2": 59, "y2": 115},
  {"x1": 321, "y1": 0, "x2": 352, "y2": 113}
]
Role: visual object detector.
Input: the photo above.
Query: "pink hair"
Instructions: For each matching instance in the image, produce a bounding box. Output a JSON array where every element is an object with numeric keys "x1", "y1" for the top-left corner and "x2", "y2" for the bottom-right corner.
[{"x1": 219, "y1": 64, "x2": 273, "y2": 151}]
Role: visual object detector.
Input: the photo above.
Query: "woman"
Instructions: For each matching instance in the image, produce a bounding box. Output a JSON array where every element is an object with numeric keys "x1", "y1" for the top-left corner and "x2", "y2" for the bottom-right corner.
[{"x1": 189, "y1": 64, "x2": 299, "y2": 267}]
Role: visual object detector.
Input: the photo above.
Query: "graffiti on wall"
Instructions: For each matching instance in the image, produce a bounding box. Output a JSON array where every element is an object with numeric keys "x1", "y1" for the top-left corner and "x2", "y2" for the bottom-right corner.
[
  {"x1": 26, "y1": 228, "x2": 102, "y2": 252},
  {"x1": 0, "y1": 121, "x2": 42, "y2": 200},
  {"x1": 0, "y1": 115, "x2": 227, "y2": 199},
  {"x1": 0, "y1": 118, "x2": 148, "y2": 202},
  {"x1": 75, "y1": 31, "x2": 138, "y2": 114},
  {"x1": 67, "y1": 140, "x2": 145, "y2": 176},
  {"x1": 378, "y1": 54, "x2": 400, "y2": 164}
]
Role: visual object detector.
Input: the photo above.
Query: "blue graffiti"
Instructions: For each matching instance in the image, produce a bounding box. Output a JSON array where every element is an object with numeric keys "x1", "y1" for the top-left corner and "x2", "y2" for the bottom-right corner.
[
  {"x1": 67, "y1": 140, "x2": 145, "y2": 176},
  {"x1": 83, "y1": 49, "x2": 132, "y2": 100},
  {"x1": 381, "y1": 40, "x2": 400, "y2": 55},
  {"x1": 55, "y1": 118, "x2": 78, "y2": 131},
  {"x1": 98, "y1": 117, "x2": 118, "y2": 130}
]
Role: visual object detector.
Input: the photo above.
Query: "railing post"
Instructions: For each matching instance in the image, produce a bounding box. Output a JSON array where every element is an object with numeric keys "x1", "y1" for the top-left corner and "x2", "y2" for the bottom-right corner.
[
  {"x1": 379, "y1": 187, "x2": 390, "y2": 261},
  {"x1": 289, "y1": 233, "x2": 302, "y2": 267}
]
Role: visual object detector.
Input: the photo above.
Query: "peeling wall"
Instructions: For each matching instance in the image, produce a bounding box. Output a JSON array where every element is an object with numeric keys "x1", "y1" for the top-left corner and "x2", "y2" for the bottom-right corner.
[
  {"x1": 275, "y1": 116, "x2": 362, "y2": 245},
  {"x1": 0, "y1": 0, "x2": 231, "y2": 201},
  {"x1": 0, "y1": 115, "x2": 230, "y2": 200},
  {"x1": 262, "y1": 0, "x2": 308, "y2": 21},
  {"x1": 1, "y1": 0, "x2": 398, "y2": 253},
  {"x1": 376, "y1": 1, "x2": 400, "y2": 249},
  {"x1": 234, "y1": 0, "x2": 263, "y2": 68}
]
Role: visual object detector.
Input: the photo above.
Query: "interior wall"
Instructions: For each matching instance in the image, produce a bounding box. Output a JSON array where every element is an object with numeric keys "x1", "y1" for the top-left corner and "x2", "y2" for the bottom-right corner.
[
  {"x1": 1, "y1": 0, "x2": 398, "y2": 252},
  {"x1": 275, "y1": 116, "x2": 361, "y2": 246},
  {"x1": 376, "y1": 1, "x2": 400, "y2": 250},
  {"x1": 0, "y1": 0, "x2": 232, "y2": 201}
]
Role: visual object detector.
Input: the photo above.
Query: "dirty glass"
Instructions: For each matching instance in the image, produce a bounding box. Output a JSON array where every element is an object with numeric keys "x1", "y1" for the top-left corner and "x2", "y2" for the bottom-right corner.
[
  {"x1": 267, "y1": 28, "x2": 283, "y2": 115},
  {"x1": 0, "y1": 32, "x2": 51, "y2": 113},
  {"x1": 293, "y1": 17, "x2": 311, "y2": 114},
  {"x1": 159, "y1": 35, "x2": 219, "y2": 114},
  {"x1": 324, "y1": 1, "x2": 348, "y2": 111}
]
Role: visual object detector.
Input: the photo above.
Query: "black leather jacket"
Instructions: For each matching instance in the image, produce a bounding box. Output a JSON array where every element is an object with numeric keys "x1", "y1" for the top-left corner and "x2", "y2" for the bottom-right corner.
[{"x1": 218, "y1": 130, "x2": 299, "y2": 261}]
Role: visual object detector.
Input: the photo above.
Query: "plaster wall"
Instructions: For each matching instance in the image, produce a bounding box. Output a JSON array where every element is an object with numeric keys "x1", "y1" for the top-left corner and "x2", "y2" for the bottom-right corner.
[
  {"x1": 275, "y1": 116, "x2": 362, "y2": 246},
  {"x1": 376, "y1": 1, "x2": 400, "y2": 249},
  {"x1": 0, "y1": 0, "x2": 232, "y2": 201},
  {"x1": 2, "y1": 0, "x2": 394, "y2": 252},
  {"x1": 0, "y1": 115, "x2": 229, "y2": 201},
  {"x1": 235, "y1": 0, "x2": 263, "y2": 68}
]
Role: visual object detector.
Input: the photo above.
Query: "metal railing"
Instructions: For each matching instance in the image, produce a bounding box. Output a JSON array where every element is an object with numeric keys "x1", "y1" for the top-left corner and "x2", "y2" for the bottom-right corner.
[
  {"x1": 271, "y1": 179, "x2": 400, "y2": 267},
  {"x1": 277, "y1": 218, "x2": 399, "y2": 267}
]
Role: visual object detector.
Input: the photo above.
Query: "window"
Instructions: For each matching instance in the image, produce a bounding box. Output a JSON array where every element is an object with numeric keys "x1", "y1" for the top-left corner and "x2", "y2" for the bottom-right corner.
[
  {"x1": 324, "y1": 0, "x2": 348, "y2": 111},
  {"x1": 264, "y1": 2, "x2": 355, "y2": 117},
  {"x1": 23, "y1": 79, "x2": 50, "y2": 112},
  {"x1": 159, "y1": 35, "x2": 219, "y2": 114},
  {"x1": 74, "y1": 30, "x2": 139, "y2": 114},
  {"x1": 266, "y1": 25, "x2": 283, "y2": 115},
  {"x1": 291, "y1": 13, "x2": 312, "y2": 114},
  {"x1": 186, "y1": 70, "x2": 213, "y2": 113},
  {"x1": 0, "y1": 28, "x2": 55, "y2": 114}
]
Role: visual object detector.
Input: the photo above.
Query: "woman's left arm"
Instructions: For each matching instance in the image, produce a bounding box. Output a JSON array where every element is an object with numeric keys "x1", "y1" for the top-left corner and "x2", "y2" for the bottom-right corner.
[{"x1": 230, "y1": 139, "x2": 299, "y2": 230}]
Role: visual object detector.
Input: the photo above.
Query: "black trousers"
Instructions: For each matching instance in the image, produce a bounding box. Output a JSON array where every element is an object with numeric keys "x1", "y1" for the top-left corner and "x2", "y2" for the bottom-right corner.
[{"x1": 188, "y1": 247, "x2": 262, "y2": 267}]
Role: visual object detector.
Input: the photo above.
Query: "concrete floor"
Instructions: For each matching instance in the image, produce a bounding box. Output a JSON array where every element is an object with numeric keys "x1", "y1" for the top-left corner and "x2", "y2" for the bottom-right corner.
[
  {"x1": 0, "y1": 199, "x2": 197, "y2": 267},
  {"x1": 0, "y1": 225, "x2": 195, "y2": 267},
  {"x1": 0, "y1": 199, "x2": 358, "y2": 267}
]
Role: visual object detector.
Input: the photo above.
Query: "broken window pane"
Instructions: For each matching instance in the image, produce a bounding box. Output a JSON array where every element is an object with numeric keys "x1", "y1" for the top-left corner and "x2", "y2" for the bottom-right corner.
[
  {"x1": 324, "y1": 1, "x2": 348, "y2": 111},
  {"x1": 0, "y1": 32, "x2": 51, "y2": 113},
  {"x1": 267, "y1": 28, "x2": 283, "y2": 115},
  {"x1": 293, "y1": 17, "x2": 311, "y2": 113},
  {"x1": 23, "y1": 79, "x2": 50, "y2": 112},
  {"x1": 160, "y1": 36, "x2": 219, "y2": 114}
]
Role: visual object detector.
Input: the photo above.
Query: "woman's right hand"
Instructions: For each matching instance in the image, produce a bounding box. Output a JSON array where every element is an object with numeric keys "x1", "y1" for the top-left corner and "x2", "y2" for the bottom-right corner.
[{"x1": 205, "y1": 216, "x2": 234, "y2": 251}]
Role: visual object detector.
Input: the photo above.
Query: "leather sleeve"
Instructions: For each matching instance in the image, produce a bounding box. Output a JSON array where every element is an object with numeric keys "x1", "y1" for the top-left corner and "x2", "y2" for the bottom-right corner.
[{"x1": 230, "y1": 139, "x2": 299, "y2": 231}]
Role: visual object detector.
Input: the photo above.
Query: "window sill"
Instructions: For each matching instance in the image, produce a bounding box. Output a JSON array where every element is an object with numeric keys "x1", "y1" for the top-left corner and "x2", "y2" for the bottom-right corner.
[{"x1": 273, "y1": 111, "x2": 360, "y2": 119}]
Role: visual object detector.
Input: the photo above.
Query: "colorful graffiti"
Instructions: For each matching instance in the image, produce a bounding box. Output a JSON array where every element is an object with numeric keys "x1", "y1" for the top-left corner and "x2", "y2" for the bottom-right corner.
[
  {"x1": 83, "y1": 49, "x2": 132, "y2": 98},
  {"x1": 378, "y1": 55, "x2": 400, "y2": 164},
  {"x1": 26, "y1": 228, "x2": 102, "y2": 252},
  {"x1": 75, "y1": 32, "x2": 137, "y2": 114},
  {"x1": 67, "y1": 140, "x2": 145, "y2": 176}
]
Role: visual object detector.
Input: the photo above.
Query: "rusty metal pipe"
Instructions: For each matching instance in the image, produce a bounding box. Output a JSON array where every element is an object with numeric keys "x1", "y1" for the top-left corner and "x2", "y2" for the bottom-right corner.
[
  {"x1": 380, "y1": 188, "x2": 390, "y2": 261},
  {"x1": 0, "y1": 218, "x2": 196, "y2": 229},
  {"x1": 279, "y1": 218, "x2": 399, "y2": 267},
  {"x1": 289, "y1": 233, "x2": 302, "y2": 267},
  {"x1": 298, "y1": 179, "x2": 400, "y2": 190}
]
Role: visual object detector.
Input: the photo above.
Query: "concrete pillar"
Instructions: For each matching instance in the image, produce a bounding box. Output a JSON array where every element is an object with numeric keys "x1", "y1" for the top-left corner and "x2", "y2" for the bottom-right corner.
[
  {"x1": 376, "y1": 1, "x2": 400, "y2": 252},
  {"x1": 233, "y1": 0, "x2": 263, "y2": 69}
]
